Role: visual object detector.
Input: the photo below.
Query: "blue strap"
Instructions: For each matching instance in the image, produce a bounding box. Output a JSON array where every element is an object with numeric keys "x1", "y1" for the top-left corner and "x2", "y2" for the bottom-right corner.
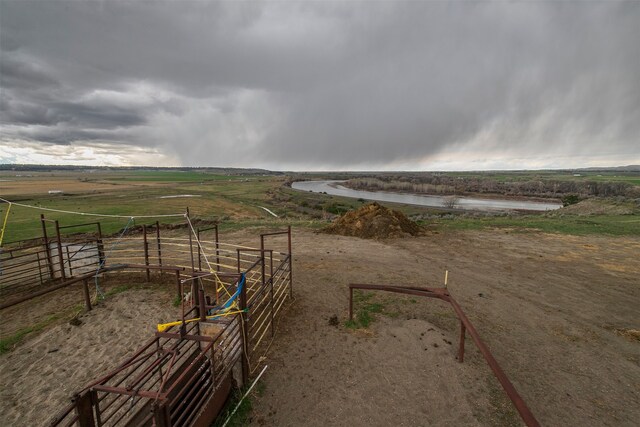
[{"x1": 208, "y1": 273, "x2": 246, "y2": 315}]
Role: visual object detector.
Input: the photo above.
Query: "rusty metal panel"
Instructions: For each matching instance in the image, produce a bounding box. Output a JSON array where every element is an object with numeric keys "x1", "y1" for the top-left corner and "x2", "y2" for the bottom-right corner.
[{"x1": 192, "y1": 374, "x2": 232, "y2": 427}]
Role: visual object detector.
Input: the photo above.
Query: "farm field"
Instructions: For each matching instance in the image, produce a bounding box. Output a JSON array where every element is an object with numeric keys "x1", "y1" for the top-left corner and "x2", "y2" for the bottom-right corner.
[
  {"x1": 1, "y1": 168, "x2": 638, "y2": 242},
  {"x1": 0, "y1": 168, "x2": 639, "y2": 426}
]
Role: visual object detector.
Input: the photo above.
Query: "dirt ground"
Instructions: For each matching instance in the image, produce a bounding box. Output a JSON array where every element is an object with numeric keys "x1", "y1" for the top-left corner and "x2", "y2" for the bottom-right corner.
[
  {"x1": 245, "y1": 229, "x2": 639, "y2": 426},
  {"x1": 0, "y1": 176, "x2": 168, "y2": 196},
  {"x1": 0, "y1": 284, "x2": 179, "y2": 426},
  {"x1": 0, "y1": 228, "x2": 638, "y2": 426}
]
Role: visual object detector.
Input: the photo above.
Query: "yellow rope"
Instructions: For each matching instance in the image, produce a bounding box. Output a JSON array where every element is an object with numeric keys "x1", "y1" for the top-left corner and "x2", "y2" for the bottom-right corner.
[
  {"x1": 0, "y1": 202, "x2": 11, "y2": 247},
  {"x1": 184, "y1": 214, "x2": 234, "y2": 300},
  {"x1": 157, "y1": 309, "x2": 246, "y2": 332}
]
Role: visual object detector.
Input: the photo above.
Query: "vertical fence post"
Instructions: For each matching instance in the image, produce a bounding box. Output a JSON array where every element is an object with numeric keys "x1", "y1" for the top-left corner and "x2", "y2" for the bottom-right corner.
[
  {"x1": 156, "y1": 221, "x2": 162, "y2": 266},
  {"x1": 287, "y1": 225, "x2": 293, "y2": 298},
  {"x1": 152, "y1": 402, "x2": 171, "y2": 427},
  {"x1": 215, "y1": 223, "x2": 220, "y2": 271},
  {"x1": 143, "y1": 225, "x2": 150, "y2": 282},
  {"x1": 270, "y1": 250, "x2": 274, "y2": 337},
  {"x1": 349, "y1": 285, "x2": 353, "y2": 321},
  {"x1": 269, "y1": 250, "x2": 276, "y2": 337},
  {"x1": 55, "y1": 220, "x2": 66, "y2": 281},
  {"x1": 458, "y1": 321, "x2": 466, "y2": 363},
  {"x1": 175, "y1": 269, "x2": 181, "y2": 301},
  {"x1": 198, "y1": 284, "x2": 206, "y2": 322},
  {"x1": 187, "y1": 208, "x2": 195, "y2": 274},
  {"x1": 74, "y1": 391, "x2": 95, "y2": 427},
  {"x1": 197, "y1": 228, "x2": 202, "y2": 271},
  {"x1": 82, "y1": 278, "x2": 92, "y2": 311},
  {"x1": 41, "y1": 214, "x2": 55, "y2": 280},
  {"x1": 260, "y1": 235, "x2": 266, "y2": 289},
  {"x1": 239, "y1": 279, "x2": 249, "y2": 385},
  {"x1": 66, "y1": 245, "x2": 73, "y2": 276},
  {"x1": 96, "y1": 221, "x2": 105, "y2": 268},
  {"x1": 90, "y1": 389, "x2": 101, "y2": 426},
  {"x1": 36, "y1": 251, "x2": 44, "y2": 285}
]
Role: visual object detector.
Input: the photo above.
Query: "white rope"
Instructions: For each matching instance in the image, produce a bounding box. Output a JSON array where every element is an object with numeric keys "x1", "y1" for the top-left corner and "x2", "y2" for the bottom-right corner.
[
  {"x1": 0, "y1": 197, "x2": 185, "y2": 219},
  {"x1": 185, "y1": 215, "x2": 216, "y2": 273},
  {"x1": 185, "y1": 215, "x2": 236, "y2": 299},
  {"x1": 221, "y1": 365, "x2": 268, "y2": 427}
]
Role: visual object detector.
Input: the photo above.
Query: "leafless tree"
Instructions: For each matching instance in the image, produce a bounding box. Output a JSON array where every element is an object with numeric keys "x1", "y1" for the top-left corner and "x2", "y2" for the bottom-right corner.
[{"x1": 443, "y1": 196, "x2": 459, "y2": 209}]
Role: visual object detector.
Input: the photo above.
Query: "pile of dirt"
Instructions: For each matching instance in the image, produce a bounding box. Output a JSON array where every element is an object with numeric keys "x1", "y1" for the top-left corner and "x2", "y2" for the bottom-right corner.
[{"x1": 322, "y1": 202, "x2": 422, "y2": 239}]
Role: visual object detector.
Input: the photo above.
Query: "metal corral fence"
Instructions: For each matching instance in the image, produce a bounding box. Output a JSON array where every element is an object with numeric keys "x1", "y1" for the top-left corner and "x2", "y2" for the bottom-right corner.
[
  {"x1": 49, "y1": 309, "x2": 244, "y2": 427},
  {"x1": 0, "y1": 216, "x2": 293, "y2": 426}
]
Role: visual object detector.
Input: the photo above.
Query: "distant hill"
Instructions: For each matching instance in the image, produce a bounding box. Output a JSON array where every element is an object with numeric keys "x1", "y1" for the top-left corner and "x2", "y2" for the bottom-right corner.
[
  {"x1": 0, "y1": 164, "x2": 282, "y2": 175},
  {"x1": 575, "y1": 165, "x2": 640, "y2": 172}
]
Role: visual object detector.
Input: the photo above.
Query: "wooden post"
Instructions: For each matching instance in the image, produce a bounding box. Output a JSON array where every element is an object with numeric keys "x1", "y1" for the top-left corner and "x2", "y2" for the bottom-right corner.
[
  {"x1": 287, "y1": 225, "x2": 293, "y2": 298},
  {"x1": 215, "y1": 223, "x2": 220, "y2": 272},
  {"x1": 349, "y1": 286, "x2": 353, "y2": 321},
  {"x1": 156, "y1": 221, "x2": 162, "y2": 266},
  {"x1": 82, "y1": 279, "x2": 92, "y2": 311},
  {"x1": 55, "y1": 220, "x2": 66, "y2": 281},
  {"x1": 96, "y1": 221, "x2": 105, "y2": 267},
  {"x1": 458, "y1": 321, "x2": 466, "y2": 363},
  {"x1": 40, "y1": 214, "x2": 55, "y2": 280},
  {"x1": 143, "y1": 225, "x2": 150, "y2": 282}
]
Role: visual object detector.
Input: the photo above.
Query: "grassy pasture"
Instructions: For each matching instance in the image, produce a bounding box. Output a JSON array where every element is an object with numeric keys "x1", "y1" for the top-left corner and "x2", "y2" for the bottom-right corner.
[
  {"x1": 1, "y1": 169, "x2": 639, "y2": 243},
  {"x1": 0, "y1": 170, "x2": 285, "y2": 242},
  {"x1": 433, "y1": 214, "x2": 640, "y2": 236}
]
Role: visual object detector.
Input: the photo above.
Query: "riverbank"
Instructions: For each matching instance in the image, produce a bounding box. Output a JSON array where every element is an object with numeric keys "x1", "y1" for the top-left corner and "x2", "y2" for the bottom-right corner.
[{"x1": 291, "y1": 180, "x2": 563, "y2": 211}]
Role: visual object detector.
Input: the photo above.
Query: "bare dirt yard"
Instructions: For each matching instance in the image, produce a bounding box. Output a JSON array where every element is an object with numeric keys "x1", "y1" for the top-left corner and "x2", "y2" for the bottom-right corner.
[
  {"x1": 0, "y1": 228, "x2": 638, "y2": 426},
  {"x1": 245, "y1": 229, "x2": 639, "y2": 427}
]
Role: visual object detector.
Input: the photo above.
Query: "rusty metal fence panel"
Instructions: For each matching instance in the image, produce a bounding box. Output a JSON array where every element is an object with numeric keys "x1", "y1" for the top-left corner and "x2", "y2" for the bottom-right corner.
[{"x1": 0, "y1": 219, "x2": 294, "y2": 427}]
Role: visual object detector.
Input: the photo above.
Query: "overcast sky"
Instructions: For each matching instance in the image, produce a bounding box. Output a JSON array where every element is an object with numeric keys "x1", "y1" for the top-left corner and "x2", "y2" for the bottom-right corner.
[{"x1": 1, "y1": 1, "x2": 638, "y2": 171}]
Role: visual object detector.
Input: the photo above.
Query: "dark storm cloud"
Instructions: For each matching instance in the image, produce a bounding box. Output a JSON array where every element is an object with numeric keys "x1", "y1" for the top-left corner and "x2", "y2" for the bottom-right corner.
[
  {"x1": 0, "y1": 55, "x2": 59, "y2": 90},
  {"x1": 0, "y1": 1, "x2": 638, "y2": 168}
]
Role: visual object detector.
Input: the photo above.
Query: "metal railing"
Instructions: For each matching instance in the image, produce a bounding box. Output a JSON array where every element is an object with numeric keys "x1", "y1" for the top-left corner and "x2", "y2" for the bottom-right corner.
[{"x1": 5, "y1": 218, "x2": 296, "y2": 427}]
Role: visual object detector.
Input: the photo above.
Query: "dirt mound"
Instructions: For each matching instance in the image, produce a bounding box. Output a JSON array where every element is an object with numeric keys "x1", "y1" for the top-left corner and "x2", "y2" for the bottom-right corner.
[{"x1": 322, "y1": 202, "x2": 422, "y2": 239}]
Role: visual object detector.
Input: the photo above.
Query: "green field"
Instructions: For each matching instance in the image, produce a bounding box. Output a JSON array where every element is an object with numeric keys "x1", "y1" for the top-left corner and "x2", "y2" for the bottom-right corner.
[
  {"x1": 432, "y1": 214, "x2": 640, "y2": 236},
  {"x1": 1, "y1": 169, "x2": 638, "y2": 243}
]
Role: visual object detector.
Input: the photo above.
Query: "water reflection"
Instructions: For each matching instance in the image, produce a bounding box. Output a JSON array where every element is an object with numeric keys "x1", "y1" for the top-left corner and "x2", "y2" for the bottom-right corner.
[{"x1": 291, "y1": 180, "x2": 562, "y2": 211}]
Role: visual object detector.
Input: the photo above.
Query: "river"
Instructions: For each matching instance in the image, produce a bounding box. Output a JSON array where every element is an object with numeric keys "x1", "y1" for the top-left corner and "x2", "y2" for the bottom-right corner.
[{"x1": 291, "y1": 180, "x2": 562, "y2": 211}]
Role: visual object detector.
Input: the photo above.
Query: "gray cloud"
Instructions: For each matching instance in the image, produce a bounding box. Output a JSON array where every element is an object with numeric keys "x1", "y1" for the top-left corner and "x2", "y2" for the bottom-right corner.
[{"x1": 0, "y1": 1, "x2": 638, "y2": 169}]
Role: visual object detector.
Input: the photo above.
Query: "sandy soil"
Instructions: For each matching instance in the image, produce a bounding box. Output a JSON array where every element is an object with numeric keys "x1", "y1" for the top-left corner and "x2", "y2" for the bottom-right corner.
[
  {"x1": 0, "y1": 229, "x2": 638, "y2": 426},
  {"x1": 0, "y1": 287, "x2": 178, "y2": 426}
]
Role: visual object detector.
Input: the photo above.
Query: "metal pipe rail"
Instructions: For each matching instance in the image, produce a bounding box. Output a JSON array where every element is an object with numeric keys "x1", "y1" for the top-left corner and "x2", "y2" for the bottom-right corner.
[
  {"x1": 348, "y1": 283, "x2": 540, "y2": 427},
  {"x1": 0, "y1": 264, "x2": 185, "y2": 310}
]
